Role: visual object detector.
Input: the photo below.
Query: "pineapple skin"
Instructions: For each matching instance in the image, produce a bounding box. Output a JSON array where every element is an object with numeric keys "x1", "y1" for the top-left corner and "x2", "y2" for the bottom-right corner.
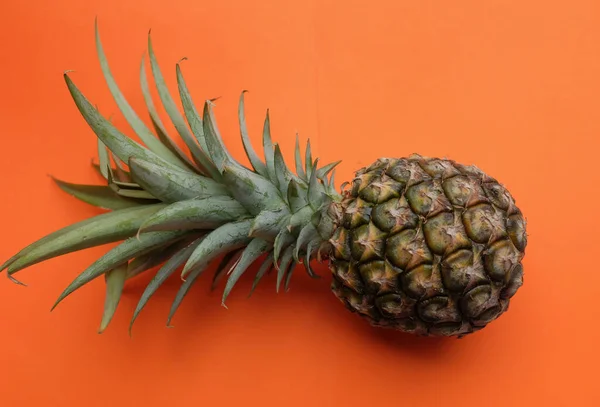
[{"x1": 325, "y1": 155, "x2": 527, "y2": 337}]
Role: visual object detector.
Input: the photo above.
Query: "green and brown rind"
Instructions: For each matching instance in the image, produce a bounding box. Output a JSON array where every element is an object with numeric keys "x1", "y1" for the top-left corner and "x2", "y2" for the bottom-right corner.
[{"x1": 327, "y1": 155, "x2": 527, "y2": 337}]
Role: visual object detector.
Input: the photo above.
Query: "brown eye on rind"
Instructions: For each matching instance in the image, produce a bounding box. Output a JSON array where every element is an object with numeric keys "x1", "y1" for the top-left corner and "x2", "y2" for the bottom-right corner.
[
  {"x1": 342, "y1": 198, "x2": 372, "y2": 229},
  {"x1": 371, "y1": 196, "x2": 419, "y2": 234},
  {"x1": 423, "y1": 211, "x2": 471, "y2": 255},
  {"x1": 385, "y1": 229, "x2": 433, "y2": 270},
  {"x1": 462, "y1": 203, "x2": 507, "y2": 244},
  {"x1": 440, "y1": 249, "x2": 488, "y2": 293},
  {"x1": 506, "y1": 213, "x2": 527, "y2": 252},
  {"x1": 358, "y1": 260, "x2": 401, "y2": 295},
  {"x1": 483, "y1": 239, "x2": 522, "y2": 282},
  {"x1": 405, "y1": 180, "x2": 452, "y2": 217}
]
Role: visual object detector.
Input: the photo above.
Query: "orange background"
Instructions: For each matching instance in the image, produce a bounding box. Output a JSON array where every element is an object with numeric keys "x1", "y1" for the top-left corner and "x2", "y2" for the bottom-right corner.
[{"x1": 0, "y1": 1, "x2": 598, "y2": 406}]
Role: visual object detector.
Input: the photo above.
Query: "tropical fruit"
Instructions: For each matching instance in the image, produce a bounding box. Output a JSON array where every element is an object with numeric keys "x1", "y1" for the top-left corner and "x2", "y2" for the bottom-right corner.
[
  {"x1": 327, "y1": 156, "x2": 527, "y2": 337},
  {"x1": 0, "y1": 24, "x2": 527, "y2": 337}
]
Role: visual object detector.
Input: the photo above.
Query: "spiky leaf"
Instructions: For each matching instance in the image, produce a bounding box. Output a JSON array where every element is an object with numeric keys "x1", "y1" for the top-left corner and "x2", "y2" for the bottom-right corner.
[
  {"x1": 262, "y1": 110, "x2": 276, "y2": 182},
  {"x1": 305, "y1": 139, "x2": 313, "y2": 178},
  {"x1": 273, "y1": 229, "x2": 294, "y2": 265},
  {"x1": 221, "y1": 164, "x2": 285, "y2": 215},
  {"x1": 140, "y1": 57, "x2": 198, "y2": 172},
  {"x1": 126, "y1": 237, "x2": 197, "y2": 279},
  {"x1": 287, "y1": 179, "x2": 309, "y2": 212},
  {"x1": 138, "y1": 196, "x2": 248, "y2": 233},
  {"x1": 64, "y1": 74, "x2": 176, "y2": 169},
  {"x1": 211, "y1": 249, "x2": 243, "y2": 291},
  {"x1": 94, "y1": 21, "x2": 186, "y2": 168},
  {"x1": 146, "y1": 34, "x2": 212, "y2": 174},
  {"x1": 53, "y1": 178, "x2": 141, "y2": 210},
  {"x1": 249, "y1": 208, "x2": 290, "y2": 240},
  {"x1": 97, "y1": 139, "x2": 110, "y2": 179},
  {"x1": 168, "y1": 219, "x2": 254, "y2": 322},
  {"x1": 249, "y1": 252, "x2": 274, "y2": 297},
  {"x1": 238, "y1": 91, "x2": 268, "y2": 177},
  {"x1": 273, "y1": 144, "x2": 296, "y2": 198},
  {"x1": 6, "y1": 204, "x2": 166, "y2": 275},
  {"x1": 129, "y1": 158, "x2": 228, "y2": 203},
  {"x1": 276, "y1": 245, "x2": 294, "y2": 292},
  {"x1": 294, "y1": 223, "x2": 318, "y2": 261},
  {"x1": 175, "y1": 64, "x2": 222, "y2": 179},
  {"x1": 222, "y1": 238, "x2": 271, "y2": 304},
  {"x1": 53, "y1": 230, "x2": 188, "y2": 310},
  {"x1": 180, "y1": 219, "x2": 254, "y2": 279},
  {"x1": 99, "y1": 263, "x2": 128, "y2": 333},
  {"x1": 202, "y1": 100, "x2": 239, "y2": 172},
  {"x1": 129, "y1": 237, "x2": 203, "y2": 333},
  {"x1": 294, "y1": 134, "x2": 305, "y2": 180}
]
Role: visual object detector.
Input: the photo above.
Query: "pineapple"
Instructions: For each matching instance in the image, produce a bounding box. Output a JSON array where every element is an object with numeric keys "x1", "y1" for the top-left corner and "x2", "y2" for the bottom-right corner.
[{"x1": 0, "y1": 24, "x2": 527, "y2": 337}]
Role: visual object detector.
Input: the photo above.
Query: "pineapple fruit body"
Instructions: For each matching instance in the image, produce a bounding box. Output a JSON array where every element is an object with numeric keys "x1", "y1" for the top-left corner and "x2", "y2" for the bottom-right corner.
[{"x1": 322, "y1": 156, "x2": 526, "y2": 337}]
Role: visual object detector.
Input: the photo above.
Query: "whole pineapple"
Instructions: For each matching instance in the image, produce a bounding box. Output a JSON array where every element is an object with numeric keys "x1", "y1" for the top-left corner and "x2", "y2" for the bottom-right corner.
[{"x1": 0, "y1": 24, "x2": 527, "y2": 337}]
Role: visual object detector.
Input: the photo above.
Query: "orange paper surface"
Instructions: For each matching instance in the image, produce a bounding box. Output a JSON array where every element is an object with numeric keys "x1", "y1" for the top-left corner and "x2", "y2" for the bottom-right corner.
[{"x1": 0, "y1": 1, "x2": 598, "y2": 406}]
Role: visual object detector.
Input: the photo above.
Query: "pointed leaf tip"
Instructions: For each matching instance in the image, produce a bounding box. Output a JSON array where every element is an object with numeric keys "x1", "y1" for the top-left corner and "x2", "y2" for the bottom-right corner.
[
  {"x1": 99, "y1": 263, "x2": 128, "y2": 333},
  {"x1": 95, "y1": 22, "x2": 187, "y2": 168}
]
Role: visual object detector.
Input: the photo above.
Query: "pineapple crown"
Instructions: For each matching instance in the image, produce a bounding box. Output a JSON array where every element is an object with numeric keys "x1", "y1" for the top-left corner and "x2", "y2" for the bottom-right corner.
[{"x1": 0, "y1": 21, "x2": 342, "y2": 333}]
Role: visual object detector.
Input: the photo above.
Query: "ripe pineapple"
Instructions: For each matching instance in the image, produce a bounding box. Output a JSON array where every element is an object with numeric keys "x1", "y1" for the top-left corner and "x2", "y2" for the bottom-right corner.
[{"x1": 0, "y1": 24, "x2": 527, "y2": 337}]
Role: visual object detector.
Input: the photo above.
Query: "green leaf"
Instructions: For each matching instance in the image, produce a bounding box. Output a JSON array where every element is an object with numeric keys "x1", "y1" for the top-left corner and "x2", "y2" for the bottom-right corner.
[
  {"x1": 294, "y1": 223, "x2": 318, "y2": 262},
  {"x1": 273, "y1": 144, "x2": 297, "y2": 199},
  {"x1": 64, "y1": 73, "x2": 175, "y2": 168},
  {"x1": 238, "y1": 91, "x2": 268, "y2": 177},
  {"x1": 262, "y1": 110, "x2": 276, "y2": 183},
  {"x1": 129, "y1": 157, "x2": 228, "y2": 203},
  {"x1": 276, "y1": 245, "x2": 294, "y2": 293},
  {"x1": 327, "y1": 169, "x2": 338, "y2": 196},
  {"x1": 273, "y1": 228, "x2": 294, "y2": 265},
  {"x1": 140, "y1": 57, "x2": 199, "y2": 172},
  {"x1": 111, "y1": 153, "x2": 131, "y2": 182},
  {"x1": 202, "y1": 100, "x2": 238, "y2": 173},
  {"x1": 180, "y1": 219, "x2": 254, "y2": 280},
  {"x1": 147, "y1": 34, "x2": 205, "y2": 168},
  {"x1": 286, "y1": 179, "x2": 309, "y2": 212},
  {"x1": 99, "y1": 263, "x2": 128, "y2": 333},
  {"x1": 106, "y1": 167, "x2": 141, "y2": 190},
  {"x1": 53, "y1": 177, "x2": 141, "y2": 210},
  {"x1": 94, "y1": 21, "x2": 187, "y2": 169},
  {"x1": 316, "y1": 161, "x2": 342, "y2": 181},
  {"x1": 305, "y1": 139, "x2": 313, "y2": 178},
  {"x1": 6, "y1": 204, "x2": 166, "y2": 275},
  {"x1": 129, "y1": 237, "x2": 203, "y2": 334},
  {"x1": 284, "y1": 260, "x2": 297, "y2": 292},
  {"x1": 97, "y1": 139, "x2": 110, "y2": 179},
  {"x1": 305, "y1": 237, "x2": 321, "y2": 278},
  {"x1": 288, "y1": 205, "x2": 314, "y2": 231},
  {"x1": 174, "y1": 64, "x2": 222, "y2": 179},
  {"x1": 168, "y1": 219, "x2": 254, "y2": 323},
  {"x1": 221, "y1": 164, "x2": 285, "y2": 216},
  {"x1": 222, "y1": 238, "x2": 271, "y2": 305},
  {"x1": 294, "y1": 134, "x2": 305, "y2": 180},
  {"x1": 126, "y1": 237, "x2": 196, "y2": 279},
  {"x1": 211, "y1": 249, "x2": 243, "y2": 291},
  {"x1": 138, "y1": 196, "x2": 248, "y2": 233},
  {"x1": 106, "y1": 168, "x2": 157, "y2": 200},
  {"x1": 52, "y1": 230, "x2": 188, "y2": 310},
  {"x1": 249, "y1": 208, "x2": 290, "y2": 240},
  {"x1": 249, "y1": 252, "x2": 273, "y2": 297},
  {"x1": 308, "y1": 159, "x2": 325, "y2": 209}
]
